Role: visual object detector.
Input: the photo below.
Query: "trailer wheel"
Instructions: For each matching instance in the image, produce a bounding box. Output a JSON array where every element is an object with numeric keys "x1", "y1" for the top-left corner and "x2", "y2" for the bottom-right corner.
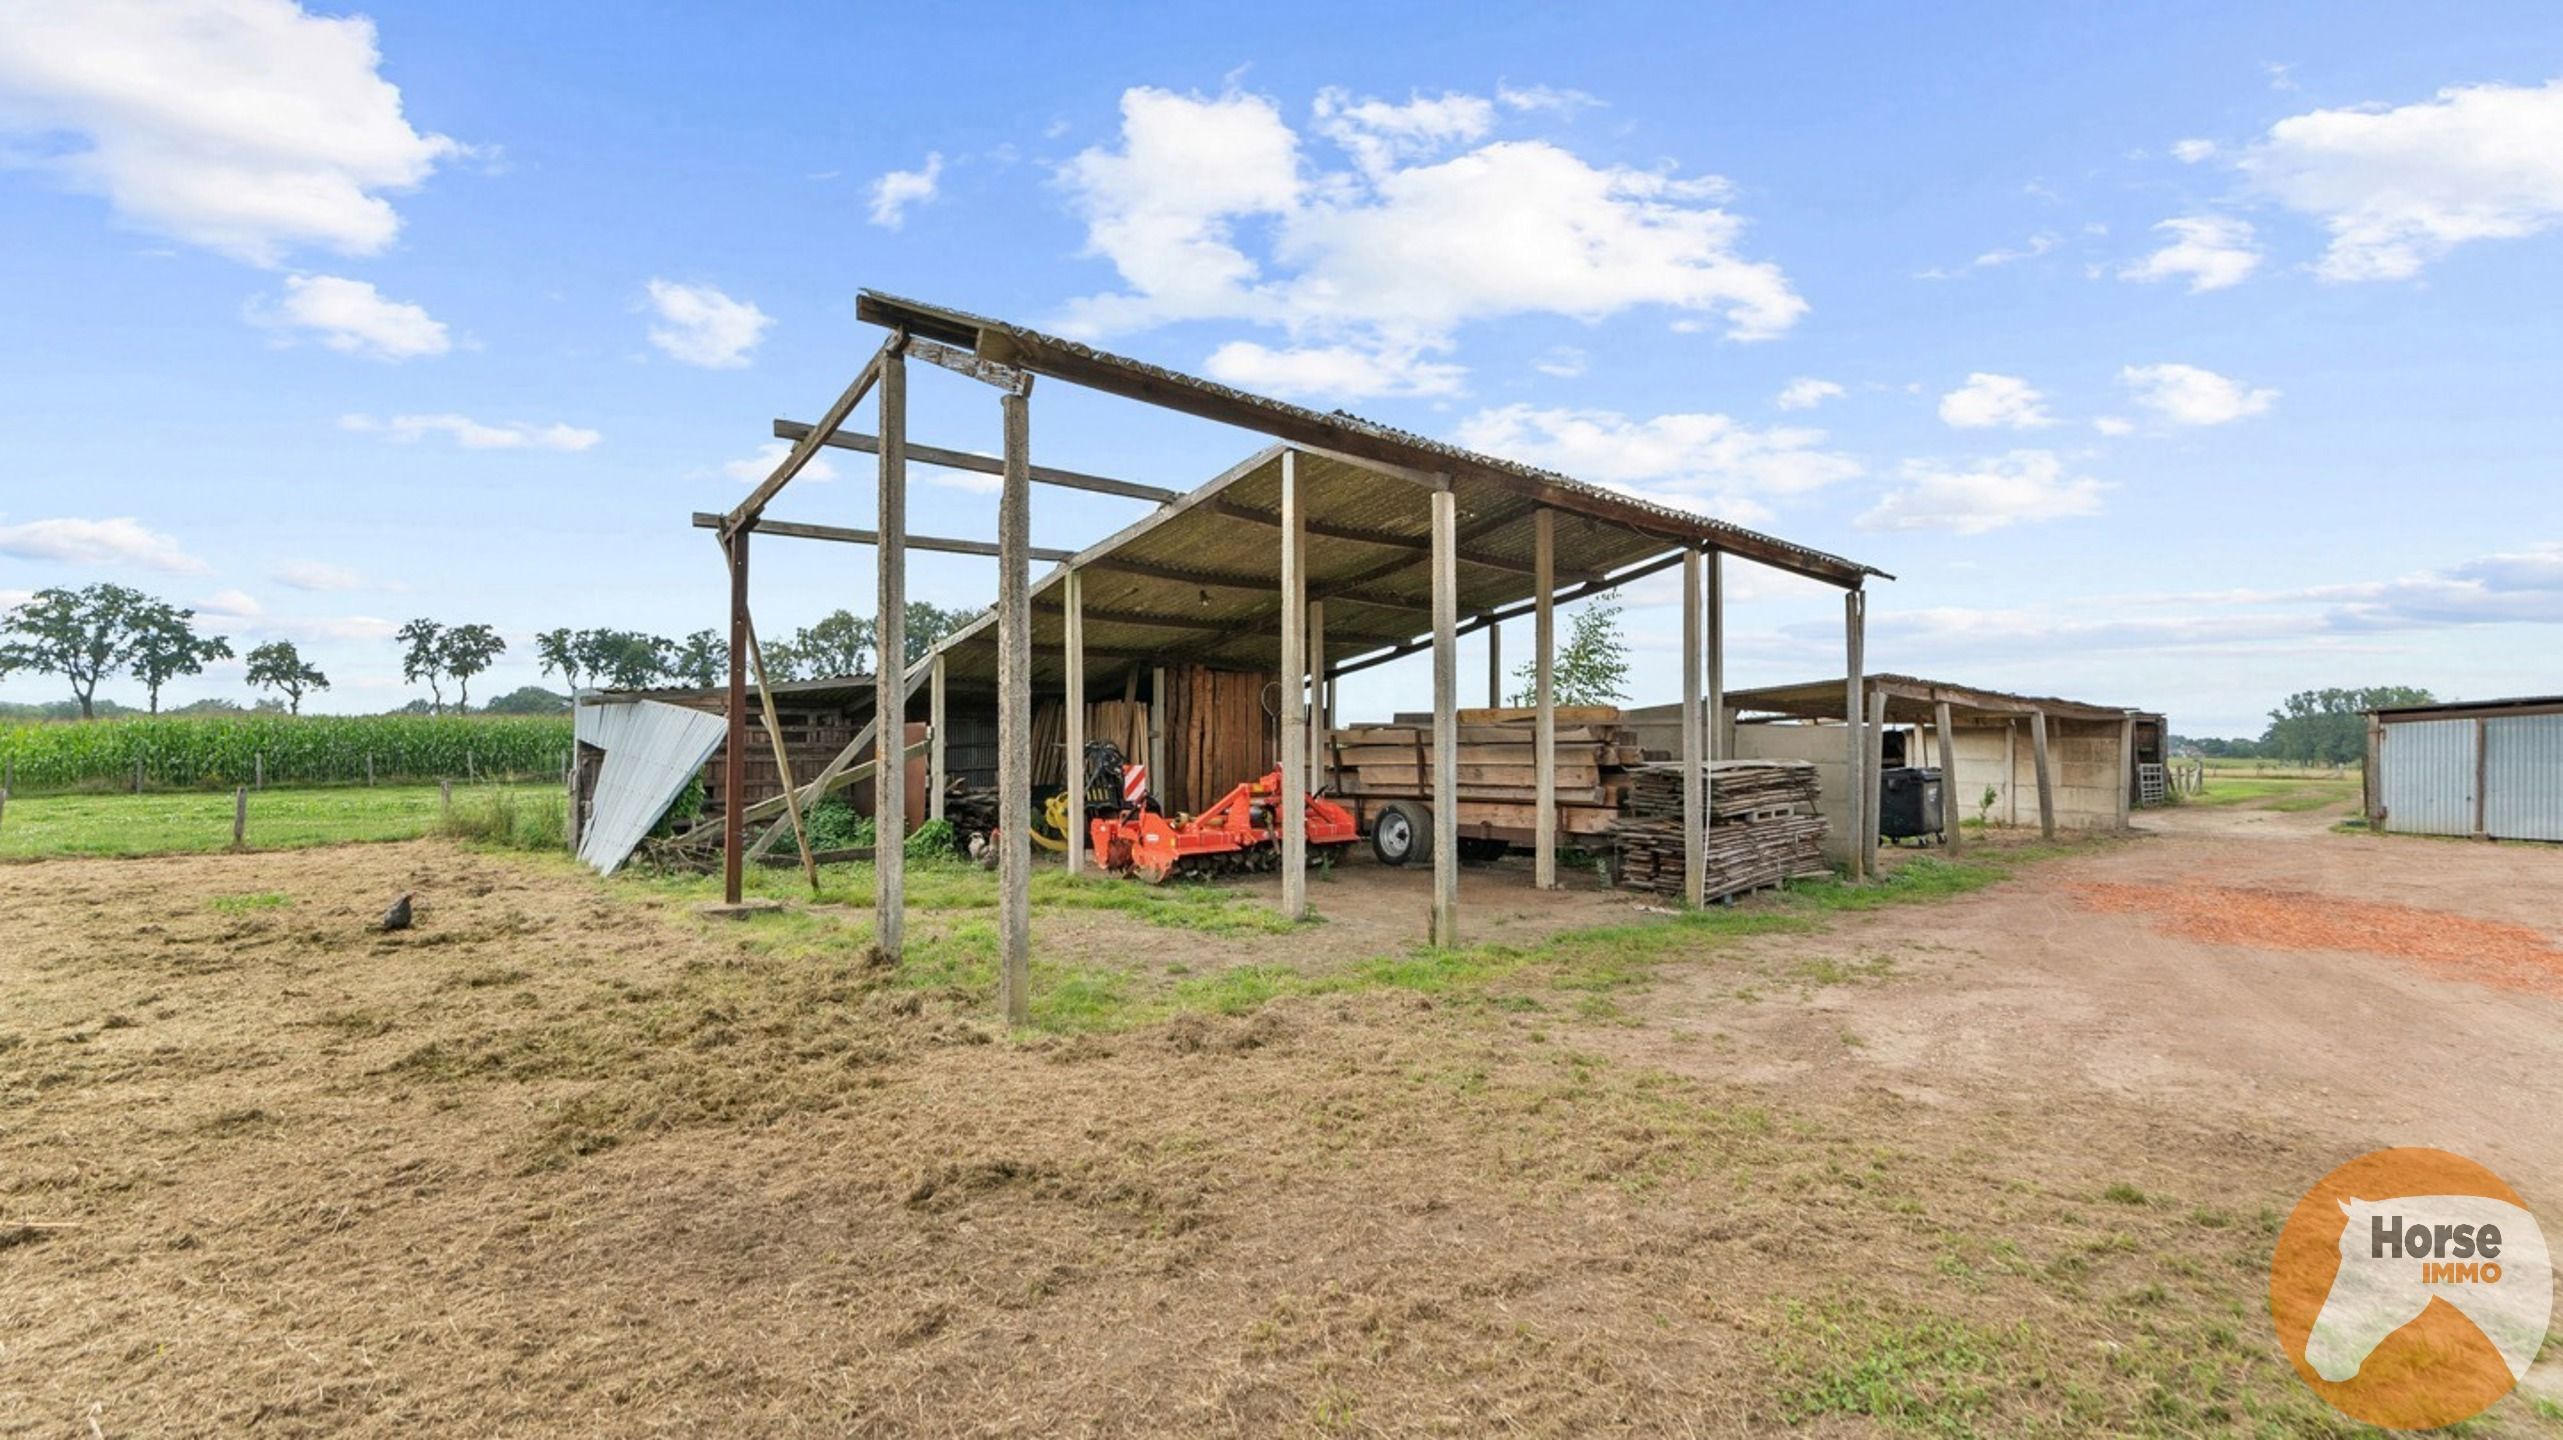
[{"x1": 1370, "y1": 800, "x2": 1430, "y2": 866}]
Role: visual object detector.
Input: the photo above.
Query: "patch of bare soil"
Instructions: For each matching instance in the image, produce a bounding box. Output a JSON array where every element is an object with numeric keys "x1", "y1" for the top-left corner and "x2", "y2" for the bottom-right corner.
[
  {"x1": 2072, "y1": 879, "x2": 2563, "y2": 997},
  {"x1": 3, "y1": 837, "x2": 2556, "y2": 1436}
]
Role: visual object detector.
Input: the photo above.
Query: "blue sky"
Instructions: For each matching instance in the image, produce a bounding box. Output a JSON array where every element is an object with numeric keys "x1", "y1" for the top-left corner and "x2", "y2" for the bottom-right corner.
[{"x1": 3, "y1": 1, "x2": 2560, "y2": 735}]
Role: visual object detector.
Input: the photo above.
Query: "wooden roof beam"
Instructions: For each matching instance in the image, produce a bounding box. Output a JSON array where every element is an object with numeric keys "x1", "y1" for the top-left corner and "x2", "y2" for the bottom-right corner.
[
  {"x1": 1206, "y1": 499, "x2": 1598, "y2": 584},
  {"x1": 729, "y1": 340, "x2": 894, "y2": 532},
  {"x1": 774, "y1": 419, "x2": 1180, "y2": 504},
  {"x1": 689, "y1": 512, "x2": 1076, "y2": 564}
]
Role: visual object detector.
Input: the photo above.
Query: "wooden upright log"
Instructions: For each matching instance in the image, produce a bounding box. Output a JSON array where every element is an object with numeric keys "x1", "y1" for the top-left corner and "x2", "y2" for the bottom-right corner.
[
  {"x1": 1935, "y1": 700, "x2": 1960, "y2": 854},
  {"x1": 1429, "y1": 484, "x2": 1460, "y2": 948},
  {"x1": 2030, "y1": 708, "x2": 2057, "y2": 841},
  {"x1": 1681, "y1": 548, "x2": 1706, "y2": 908},
  {"x1": 1706, "y1": 550, "x2": 1725, "y2": 761},
  {"x1": 1843, "y1": 589, "x2": 1866, "y2": 879},
  {"x1": 996, "y1": 387, "x2": 1033, "y2": 1024},
  {"x1": 1532, "y1": 509, "x2": 1558, "y2": 890},
  {"x1": 1149, "y1": 664, "x2": 1168, "y2": 806},
  {"x1": 1064, "y1": 567, "x2": 1085, "y2": 876},
  {"x1": 876, "y1": 345, "x2": 908, "y2": 958},
  {"x1": 2117, "y1": 715, "x2": 2135, "y2": 831},
  {"x1": 1278, "y1": 450, "x2": 1308, "y2": 921},
  {"x1": 928, "y1": 653, "x2": 947, "y2": 823},
  {"x1": 723, "y1": 528, "x2": 750, "y2": 905}
]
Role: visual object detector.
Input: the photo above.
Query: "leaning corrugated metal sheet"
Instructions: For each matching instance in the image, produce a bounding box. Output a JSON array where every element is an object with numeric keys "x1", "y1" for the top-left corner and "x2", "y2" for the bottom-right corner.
[
  {"x1": 574, "y1": 697, "x2": 730, "y2": 874},
  {"x1": 2484, "y1": 712, "x2": 2563, "y2": 841},
  {"x1": 2379, "y1": 718, "x2": 2477, "y2": 837}
]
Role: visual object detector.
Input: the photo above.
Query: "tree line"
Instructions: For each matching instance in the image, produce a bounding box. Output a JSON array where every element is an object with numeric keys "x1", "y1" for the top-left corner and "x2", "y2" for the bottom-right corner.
[
  {"x1": 2173, "y1": 685, "x2": 2436, "y2": 765},
  {"x1": 2, "y1": 582, "x2": 979, "y2": 720}
]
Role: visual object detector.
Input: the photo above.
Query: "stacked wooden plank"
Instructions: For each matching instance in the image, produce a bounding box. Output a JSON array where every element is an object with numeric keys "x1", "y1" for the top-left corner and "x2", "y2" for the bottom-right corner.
[
  {"x1": 1327, "y1": 706, "x2": 1640, "y2": 836},
  {"x1": 1611, "y1": 759, "x2": 1829, "y2": 899}
]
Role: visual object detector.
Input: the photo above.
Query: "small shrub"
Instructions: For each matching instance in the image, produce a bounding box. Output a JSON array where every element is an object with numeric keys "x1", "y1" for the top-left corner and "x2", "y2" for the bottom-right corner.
[
  {"x1": 435, "y1": 786, "x2": 569, "y2": 852},
  {"x1": 803, "y1": 797, "x2": 875, "y2": 851},
  {"x1": 905, "y1": 817, "x2": 958, "y2": 860}
]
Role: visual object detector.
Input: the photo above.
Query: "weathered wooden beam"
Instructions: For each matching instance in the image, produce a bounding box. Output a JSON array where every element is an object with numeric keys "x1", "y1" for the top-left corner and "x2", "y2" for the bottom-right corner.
[
  {"x1": 1429, "y1": 486, "x2": 1459, "y2": 949},
  {"x1": 1865, "y1": 688, "x2": 1889, "y2": 862},
  {"x1": 1533, "y1": 509, "x2": 1557, "y2": 891},
  {"x1": 1324, "y1": 547, "x2": 1689, "y2": 681},
  {"x1": 2030, "y1": 708, "x2": 2056, "y2": 842},
  {"x1": 997, "y1": 385, "x2": 1033, "y2": 1024},
  {"x1": 929, "y1": 653, "x2": 947, "y2": 825},
  {"x1": 742, "y1": 610, "x2": 819, "y2": 893},
  {"x1": 875, "y1": 346, "x2": 908, "y2": 960},
  {"x1": 722, "y1": 529, "x2": 750, "y2": 904},
  {"x1": 907, "y1": 335, "x2": 1024, "y2": 390},
  {"x1": 1844, "y1": 589, "x2": 1867, "y2": 880},
  {"x1": 1682, "y1": 547, "x2": 1705, "y2": 909},
  {"x1": 1936, "y1": 700, "x2": 1960, "y2": 854},
  {"x1": 730, "y1": 342, "x2": 892, "y2": 531},
  {"x1": 773, "y1": 420, "x2": 1179, "y2": 504},
  {"x1": 1063, "y1": 567, "x2": 1085, "y2": 877},
  {"x1": 1205, "y1": 498, "x2": 1595, "y2": 583},
  {"x1": 1279, "y1": 451, "x2": 1308, "y2": 922},
  {"x1": 690, "y1": 512, "x2": 1075, "y2": 565},
  {"x1": 1706, "y1": 550, "x2": 1725, "y2": 762}
]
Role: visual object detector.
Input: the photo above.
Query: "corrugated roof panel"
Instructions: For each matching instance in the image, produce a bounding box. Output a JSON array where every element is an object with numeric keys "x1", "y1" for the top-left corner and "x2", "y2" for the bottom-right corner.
[{"x1": 574, "y1": 698, "x2": 731, "y2": 874}]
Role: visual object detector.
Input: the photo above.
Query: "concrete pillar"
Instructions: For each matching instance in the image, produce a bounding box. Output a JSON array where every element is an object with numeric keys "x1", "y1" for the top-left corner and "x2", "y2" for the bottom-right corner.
[
  {"x1": 1487, "y1": 621, "x2": 1503, "y2": 707},
  {"x1": 874, "y1": 346, "x2": 907, "y2": 959},
  {"x1": 2030, "y1": 708, "x2": 2057, "y2": 842},
  {"x1": 1278, "y1": 451, "x2": 1308, "y2": 921},
  {"x1": 1532, "y1": 508, "x2": 1557, "y2": 890},
  {"x1": 996, "y1": 388, "x2": 1032, "y2": 1023},
  {"x1": 1429, "y1": 484, "x2": 1459, "y2": 948},
  {"x1": 1935, "y1": 700, "x2": 1959, "y2": 853}
]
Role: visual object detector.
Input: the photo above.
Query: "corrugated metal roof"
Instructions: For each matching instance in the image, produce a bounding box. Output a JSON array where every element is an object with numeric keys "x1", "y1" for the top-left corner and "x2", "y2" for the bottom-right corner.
[
  {"x1": 854, "y1": 291, "x2": 1890, "y2": 590},
  {"x1": 573, "y1": 697, "x2": 730, "y2": 874},
  {"x1": 1726, "y1": 673, "x2": 2147, "y2": 724},
  {"x1": 2371, "y1": 694, "x2": 2563, "y2": 721}
]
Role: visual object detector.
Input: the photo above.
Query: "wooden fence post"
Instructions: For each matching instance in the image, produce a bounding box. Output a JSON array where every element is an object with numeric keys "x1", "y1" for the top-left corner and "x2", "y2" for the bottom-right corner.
[
  {"x1": 440, "y1": 778, "x2": 453, "y2": 821},
  {"x1": 233, "y1": 787, "x2": 247, "y2": 850},
  {"x1": 254, "y1": 751, "x2": 264, "y2": 791}
]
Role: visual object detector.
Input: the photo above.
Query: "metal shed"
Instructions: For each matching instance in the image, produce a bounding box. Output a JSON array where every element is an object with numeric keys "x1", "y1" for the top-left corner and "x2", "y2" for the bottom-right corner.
[{"x1": 2366, "y1": 695, "x2": 2563, "y2": 842}]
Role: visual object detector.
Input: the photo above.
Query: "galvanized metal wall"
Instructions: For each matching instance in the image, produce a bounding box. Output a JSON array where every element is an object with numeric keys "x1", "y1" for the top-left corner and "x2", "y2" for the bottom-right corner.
[
  {"x1": 2378, "y1": 717, "x2": 2477, "y2": 837},
  {"x1": 2484, "y1": 712, "x2": 2563, "y2": 841}
]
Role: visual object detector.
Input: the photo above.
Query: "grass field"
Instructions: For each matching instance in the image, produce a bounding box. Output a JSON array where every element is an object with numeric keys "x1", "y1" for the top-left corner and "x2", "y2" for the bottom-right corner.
[
  {"x1": 0, "y1": 781, "x2": 560, "y2": 858},
  {"x1": 2192, "y1": 770, "x2": 2363, "y2": 813}
]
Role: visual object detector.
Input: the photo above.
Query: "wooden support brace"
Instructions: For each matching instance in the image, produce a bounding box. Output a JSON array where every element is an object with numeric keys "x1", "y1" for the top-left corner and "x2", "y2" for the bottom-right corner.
[
  {"x1": 1843, "y1": 589, "x2": 1867, "y2": 880},
  {"x1": 1935, "y1": 700, "x2": 1960, "y2": 854},
  {"x1": 1682, "y1": 548, "x2": 1705, "y2": 908},
  {"x1": 929, "y1": 654, "x2": 947, "y2": 824},
  {"x1": 2030, "y1": 708, "x2": 2057, "y2": 841},
  {"x1": 1279, "y1": 451, "x2": 1308, "y2": 922},
  {"x1": 1429, "y1": 483, "x2": 1460, "y2": 948},
  {"x1": 1064, "y1": 567, "x2": 1085, "y2": 876},
  {"x1": 996, "y1": 386, "x2": 1034, "y2": 1023},
  {"x1": 1533, "y1": 509, "x2": 1557, "y2": 890}
]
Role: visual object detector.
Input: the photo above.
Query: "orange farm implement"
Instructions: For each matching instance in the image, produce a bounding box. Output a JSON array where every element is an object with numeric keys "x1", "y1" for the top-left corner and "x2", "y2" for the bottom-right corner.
[{"x1": 1090, "y1": 771, "x2": 1357, "y2": 884}]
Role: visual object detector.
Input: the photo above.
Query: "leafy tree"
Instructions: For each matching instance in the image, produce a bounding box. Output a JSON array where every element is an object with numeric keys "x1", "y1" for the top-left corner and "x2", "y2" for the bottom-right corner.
[
  {"x1": 0, "y1": 583, "x2": 151, "y2": 719},
  {"x1": 2260, "y1": 686, "x2": 2434, "y2": 766},
  {"x1": 580, "y1": 629, "x2": 673, "y2": 690},
  {"x1": 1506, "y1": 600, "x2": 1631, "y2": 708},
  {"x1": 245, "y1": 639, "x2": 330, "y2": 714},
  {"x1": 780, "y1": 609, "x2": 875, "y2": 680},
  {"x1": 903, "y1": 600, "x2": 971, "y2": 664},
  {"x1": 535, "y1": 627, "x2": 584, "y2": 691},
  {"x1": 127, "y1": 600, "x2": 232, "y2": 713},
  {"x1": 439, "y1": 623, "x2": 507, "y2": 711},
  {"x1": 397, "y1": 618, "x2": 448, "y2": 713},
  {"x1": 481, "y1": 684, "x2": 570, "y2": 715},
  {"x1": 671, "y1": 629, "x2": 727, "y2": 688}
]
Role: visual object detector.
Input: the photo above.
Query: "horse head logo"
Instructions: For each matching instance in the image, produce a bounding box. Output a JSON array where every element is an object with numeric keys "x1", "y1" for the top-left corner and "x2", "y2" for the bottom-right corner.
[{"x1": 2304, "y1": 1194, "x2": 2552, "y2": 1385}]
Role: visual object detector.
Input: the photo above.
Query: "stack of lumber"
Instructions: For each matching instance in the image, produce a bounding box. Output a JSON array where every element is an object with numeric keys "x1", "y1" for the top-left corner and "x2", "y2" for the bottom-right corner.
[
  {"x1": 1611, "y1": 759, "x2": 1829, "y2": 899},
  {"x1": 1327, "y1": 706, "x2": 1639, "y2": 836}
]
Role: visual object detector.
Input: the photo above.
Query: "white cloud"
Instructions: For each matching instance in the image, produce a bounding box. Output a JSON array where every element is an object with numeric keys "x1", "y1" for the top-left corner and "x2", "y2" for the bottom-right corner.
[
  {"x1": 2119, "y1": 363, "x2": 2276, "y2": 425},
  {"x1": 1532, "y1": 345, "x2": 1587, "y2": 379},
  {"x1": 2236, "y1": 79, "x2": 2563, "y2": 281},
  {"x1": 1973, "y1": 229, "x2": 2059, "y2": 267},
  {"x1": 867, "y1": 152, "x2": 943, "y2": 229},
  {"x1": 1204, "y1": 338, "x2": 1467, "y2": 400},
  {"x1": 249, "y1": 274, "x2": 448, "y2": 359},
  {"x1": 643, "y1": 278, "x2": 771, "y2": 368},
  {"x1": 2170, "y1": 138, "x2": 2219, "y2": 164},
  {"x1": 198, "y1": 588, "x2": 263, "y2": 618},
  {"x1": 0, "y1": 515, "x2": 208, "y2": 573},
  {"x1": 1495, "y1": 83, "x2": 1602, "y2": 116},
  {"x1": 2092, "y1": 416, "x2": 2136, "y2": 437},
  {"x1": 1453, "y1": 404, "x2": 1862, "y2": 518},
  {"x1": 342, "y1": 412, "x2": 601, "y2": 451},
  {"x1": 273, "y1": 560, "x2": 364, "y2": 591},
  {"x1": 0, "y1": 0, "x2": 460, "y2": 265},
  {"x1": 1937, "y1": 372, "x2": 2056, "y2": 430},
  {"x1": 1775, "y1": 377, "x2": 1844, "y2": 410},
  {"x1": 2118, "y1": 215, "x2": 2262, "y2": 292},
  {"x1": 1056, "y1": 84, "x2": 1806, "y2": 373},
  {"x1": 722, "y1": 440, "x2": 840, "y2": 486},
  {"x1": 1858, "y1": 450, "x2": 2108, "y2": 535}
]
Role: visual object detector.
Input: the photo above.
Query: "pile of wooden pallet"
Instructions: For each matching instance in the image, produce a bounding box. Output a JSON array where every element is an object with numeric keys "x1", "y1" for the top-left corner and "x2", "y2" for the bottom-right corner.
[
  {"x1": 1326, "y1": 706, "x2": 1641, "y2": 839},
  {"x1": 1610, "y1": 759, "x2": 1830, "y2": 899}
]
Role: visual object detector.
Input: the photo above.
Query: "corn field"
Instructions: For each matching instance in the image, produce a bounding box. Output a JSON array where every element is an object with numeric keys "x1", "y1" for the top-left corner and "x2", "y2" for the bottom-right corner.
[{"x1": 0, "y1": 714, "x2": 575, "y2": 794}]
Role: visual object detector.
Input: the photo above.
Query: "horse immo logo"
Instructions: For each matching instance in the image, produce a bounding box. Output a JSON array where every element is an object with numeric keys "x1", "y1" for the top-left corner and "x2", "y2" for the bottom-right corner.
[{"x1": 2271, "y1": 1147, "x2": 2554, "y2": 1430}]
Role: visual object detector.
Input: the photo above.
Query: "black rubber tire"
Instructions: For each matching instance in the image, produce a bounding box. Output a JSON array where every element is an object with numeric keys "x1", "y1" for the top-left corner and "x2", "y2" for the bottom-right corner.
[{"x1": 1370, "y1": 799, "x2": 1431, "y2": 866}]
